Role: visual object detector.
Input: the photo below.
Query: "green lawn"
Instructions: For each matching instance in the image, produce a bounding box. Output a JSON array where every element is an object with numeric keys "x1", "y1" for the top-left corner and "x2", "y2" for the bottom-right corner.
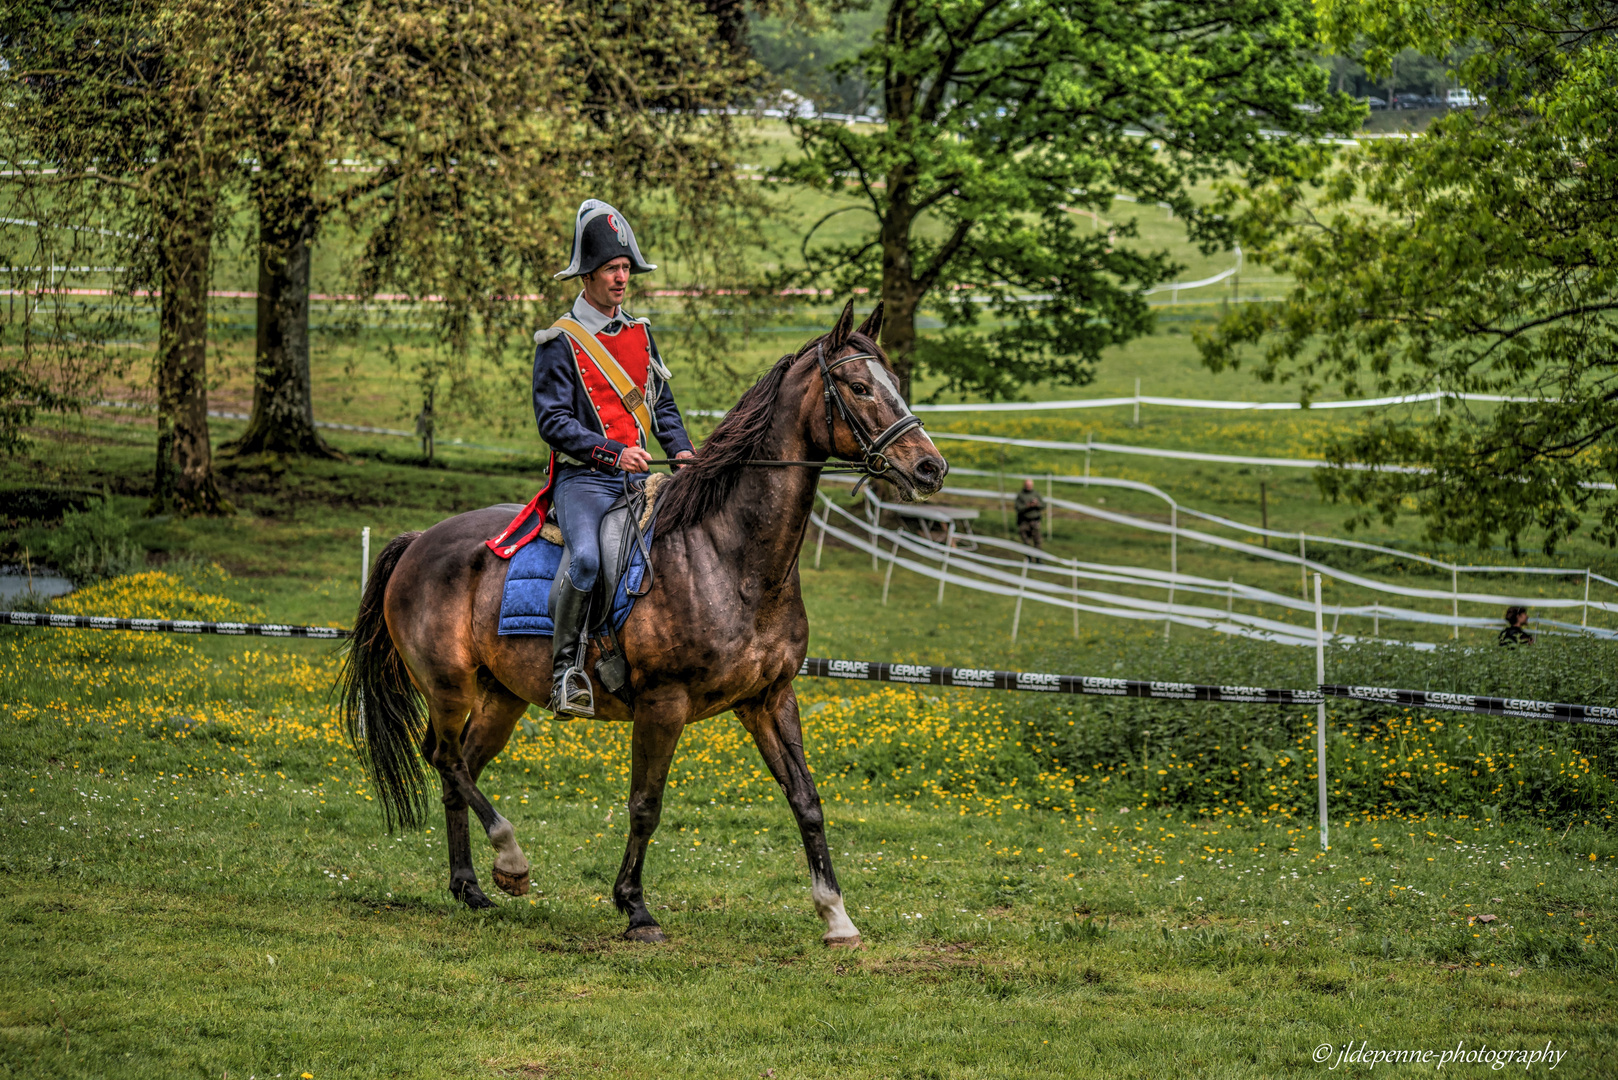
[
  {"x1": 5, "y1": 119, "x2": 1618, "y2": 1076},
  {"x1": 3, "y1": 430, "x2": 1617, "y2": 1077}
]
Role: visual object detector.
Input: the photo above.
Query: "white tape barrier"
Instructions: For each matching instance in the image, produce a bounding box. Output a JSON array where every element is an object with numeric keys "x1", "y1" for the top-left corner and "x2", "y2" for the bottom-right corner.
[
  {"x1": 912, "y1": 390, "x2": 1535, "y2": 414},
  {"x1": 825, "y1": 487, "x2": 1618, "y2": 639},
  {"x1": 827, "y1": 493, "x2": 1617, "y2": 642},
  {"x1": 816, "y1": 495, "x2": 1447, "y2": 650},
  {"x1": 878, "y1": 511, "x2": 1604, "y2": 636},
  {"x1": 929, "y1": 431, "x2": 1617, "y2": 493},
  {"x1": 811, "y1": 503, "x2": 1356, "y2": 650},
  {"x1": 941, "y1": 467, "x2": 1618, "y2": 585},
  {"x1": 1011, "y1": 489, "x2": 1618, "y2": 612},
  {"x1": 835, "y1": 470, "x2": 1618, "y2": 603}
]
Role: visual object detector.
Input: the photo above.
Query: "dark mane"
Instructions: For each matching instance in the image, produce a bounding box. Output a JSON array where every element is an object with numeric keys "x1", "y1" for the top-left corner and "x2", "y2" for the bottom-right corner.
[{"x1": 655, "y1": 330, "x2": 881, "y2": 534}]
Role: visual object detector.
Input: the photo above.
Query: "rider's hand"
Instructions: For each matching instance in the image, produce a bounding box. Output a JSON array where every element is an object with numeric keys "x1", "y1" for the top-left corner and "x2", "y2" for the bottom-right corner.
[
  {"x1": 618, "y1": 445, "x2": 653, "y2": 473},
  {"x1": 674, "y1": 450, "x2": 695, "y2": 462}
]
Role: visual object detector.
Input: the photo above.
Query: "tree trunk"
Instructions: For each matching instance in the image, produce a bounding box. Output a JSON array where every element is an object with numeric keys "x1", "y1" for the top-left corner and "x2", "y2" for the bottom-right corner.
[
  {"x1": 878, "y1": 0, "x2": 923, "y2": 403},
  {"x1": 879, "y1": 250, "x2": 922, "y2": 404},
  {"x1": 151, "y1": 184, "x2": 226, "y2": 516},
  {"x1": 224, "y1": 188, "x2": 336, "y2": 457}
]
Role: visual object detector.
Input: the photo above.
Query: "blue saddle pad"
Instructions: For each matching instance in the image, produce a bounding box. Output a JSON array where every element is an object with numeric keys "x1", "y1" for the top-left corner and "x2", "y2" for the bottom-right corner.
[{"x1": 497, "y1": 531, "x2": 650, "y2": 636}]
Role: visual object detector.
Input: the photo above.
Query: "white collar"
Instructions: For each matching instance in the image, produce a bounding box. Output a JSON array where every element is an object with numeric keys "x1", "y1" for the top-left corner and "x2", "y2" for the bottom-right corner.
[{"x1": 571, "y1": 292, "x2": 627, "y2": 335}]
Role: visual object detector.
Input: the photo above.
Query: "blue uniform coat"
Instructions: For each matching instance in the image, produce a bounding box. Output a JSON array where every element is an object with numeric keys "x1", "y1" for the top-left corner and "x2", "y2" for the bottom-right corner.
[{"x1": 531, "y1": 321, "x2": 693, "y2": 465}]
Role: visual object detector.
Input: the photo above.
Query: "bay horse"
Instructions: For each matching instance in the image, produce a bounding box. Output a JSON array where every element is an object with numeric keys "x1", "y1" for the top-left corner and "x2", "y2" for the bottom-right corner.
[{"x1": 339, "y1": 300, "x2": 947, "y2": 945}]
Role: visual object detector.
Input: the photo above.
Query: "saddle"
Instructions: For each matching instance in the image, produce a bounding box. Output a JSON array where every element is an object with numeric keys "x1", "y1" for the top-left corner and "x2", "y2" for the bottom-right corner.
[{"x1": 493, "y1": 472, "x2": 668, "y2": 705}]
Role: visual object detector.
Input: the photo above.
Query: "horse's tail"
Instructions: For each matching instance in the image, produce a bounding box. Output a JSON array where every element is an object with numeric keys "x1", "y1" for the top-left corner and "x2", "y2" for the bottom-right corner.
[{"x1": 339, "y1": 531, "x2": 428, "y2": 832}]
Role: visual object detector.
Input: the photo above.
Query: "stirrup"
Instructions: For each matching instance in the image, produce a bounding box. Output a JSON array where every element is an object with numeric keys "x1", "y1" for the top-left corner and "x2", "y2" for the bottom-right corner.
[{"x1": 549, "y1": 666, "x2": 595, "y2": 718}]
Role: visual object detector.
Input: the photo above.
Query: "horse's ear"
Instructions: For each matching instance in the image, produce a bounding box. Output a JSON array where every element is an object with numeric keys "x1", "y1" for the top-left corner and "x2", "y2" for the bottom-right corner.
[
  {"x1": 856, "y1": 301, "x2": 884, "y2": 343},
  {"x1": 829, "y1": 298, "x2": 857, "y2": 349}
]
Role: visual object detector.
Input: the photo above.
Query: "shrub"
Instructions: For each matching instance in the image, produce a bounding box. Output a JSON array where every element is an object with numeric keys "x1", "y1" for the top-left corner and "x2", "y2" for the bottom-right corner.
[{"x1": 43, "y1": 493, "x2": 145, "y2": 581}]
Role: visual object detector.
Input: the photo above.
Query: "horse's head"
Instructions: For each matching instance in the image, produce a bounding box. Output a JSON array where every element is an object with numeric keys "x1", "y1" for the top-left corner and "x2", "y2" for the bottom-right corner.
[{"x1": 806, "y1": 300, "x2": 948, "y2": 501}]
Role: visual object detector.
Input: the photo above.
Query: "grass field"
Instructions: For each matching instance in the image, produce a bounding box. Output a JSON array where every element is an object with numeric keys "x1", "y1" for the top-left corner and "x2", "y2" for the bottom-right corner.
[
  {"x1": 4, "y1": 426, "x2": 1618, "y2": 1078},
  {"x1": 5, "y1": 117, "x2": 1618, "y2": 1076},
  {"x1": 2, "y1": 563, "x2": 1616, "y2": 1078}
]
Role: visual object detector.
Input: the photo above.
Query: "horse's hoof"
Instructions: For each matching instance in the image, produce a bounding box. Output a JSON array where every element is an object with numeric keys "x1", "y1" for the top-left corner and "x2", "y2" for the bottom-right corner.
[
  {"x1": 492, "y1": 866, "x2": 531, "y2": 897},
  {"x1": 623, "y1": 924, "x2": 667, "y2": 943},
  {"x1": 824, "y1": 934, "x2": 864, "y2": 949},
  {"x1": 451, "y1": 880, "x2": 495, "y2": 910}
]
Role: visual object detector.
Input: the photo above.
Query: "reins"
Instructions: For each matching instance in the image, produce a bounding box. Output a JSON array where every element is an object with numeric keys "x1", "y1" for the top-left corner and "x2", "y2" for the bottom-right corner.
[{"x1": 646, "y1": 341, "x2": 924, "y2": 483}]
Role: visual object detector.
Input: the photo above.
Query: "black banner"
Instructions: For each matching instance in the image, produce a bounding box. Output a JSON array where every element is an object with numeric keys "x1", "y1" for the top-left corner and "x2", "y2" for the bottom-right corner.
[
  {"x1": 1, "y1": 611, "x2": 349, "y2": 639},
  {"x1": 797, "y1": 657, "x2": 1320, "y2": 705},
  {"x1": 1323, "y1": 684, "x2": 1618, "y2": 726},
  {"x1": 796, "y1": 658, "x2": 1618, "y2": 728},
  {"x1": 5, "y1": 612, "x2": 1612, "y2": 728}
]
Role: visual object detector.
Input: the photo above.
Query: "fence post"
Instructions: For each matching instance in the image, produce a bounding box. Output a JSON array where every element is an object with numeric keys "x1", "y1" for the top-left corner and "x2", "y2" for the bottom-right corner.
[
  {"x1": 866, "y1": 494, "x2": 880, "y2": 571},
  {"x1": 1584, "y1": 570, "x2": 1591, "y2": 628},
  {"x1": 996, "y1": 457, "x2": 1009, "y2": 534},
  {"x1": 1133, "y1": 378, "x2": 1141, "y2": 427},
  {"x1": 1299, "y1": 533, "x2": 1307, "y2": 599},
  {"x1": 937, "y1": 525, "x2": 952, "y2": 606},
  {"x1": 1451, "y1": 565, "x2": 1459, "y2": 640},
  {"x1": 1260, "y1": 481, "x2": 1269, "y2": 546},
  {"x1": 1164, "y1": 503, "x2": 1178, "y2": 641},
  {"x1": 1227, "y1": 577, "x2": 1234, "y2": 616},
  {"x1": 1046, "y1": 473, "x2": 1055, "y2": 539},
  {"x1": 1010, "y1": 560, "x2": 1030, "y2": 643},
  {"x1": 814, "y1": 507, "x2": 828, "y2": 569},
  {"x1": 1072, "y1": 566, "x2": 1080, "y2": 638},
  {"x1": 1314, "y1": 573, "x2": 1329, "y2": 852},
  {"x1": 881, "y1": 536, "x2": 901, "y2": 605},
  {"x1": 1084, "y1": 432, "x2": 1092, "y2": 479},
  {"x1": 361, "y1": 527, "x2": 371, "y2": 594}
]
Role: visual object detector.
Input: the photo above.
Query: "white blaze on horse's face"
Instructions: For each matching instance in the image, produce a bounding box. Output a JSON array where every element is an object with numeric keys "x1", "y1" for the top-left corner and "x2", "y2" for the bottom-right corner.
[{"x1": 862, "y1": 358, "x2": 942, "y2": 458}]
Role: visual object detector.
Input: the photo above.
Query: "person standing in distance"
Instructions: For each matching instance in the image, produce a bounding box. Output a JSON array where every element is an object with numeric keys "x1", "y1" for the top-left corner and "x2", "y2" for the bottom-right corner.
[
  {"x1": 1014, "y1": 477, "x2": 1044, "y2": 552},
  {"x1": 1498, "y1": 606, "x2": 1535, "y2": 646},
  {"x1": 531, "y1": 200, "x2": 695, "y2": 717}
]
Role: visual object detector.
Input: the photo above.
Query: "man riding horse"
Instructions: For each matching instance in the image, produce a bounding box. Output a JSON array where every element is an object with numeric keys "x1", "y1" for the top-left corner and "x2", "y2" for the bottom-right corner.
[
  {"x1": 532, "y1": 200, "x2": 695, "y2": 719},
  {"x1": 344, "y1": 215, "x2": 947, "y2": 936}
]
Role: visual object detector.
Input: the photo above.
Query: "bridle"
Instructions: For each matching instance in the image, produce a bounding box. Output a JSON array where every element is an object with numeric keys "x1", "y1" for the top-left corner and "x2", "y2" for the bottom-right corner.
[
  {"x1": 813, "y1": 341, "x2": 926, "y2": 479},
  {"x1": 648, "y1": 340, "x2": 927, "y2": 483}
]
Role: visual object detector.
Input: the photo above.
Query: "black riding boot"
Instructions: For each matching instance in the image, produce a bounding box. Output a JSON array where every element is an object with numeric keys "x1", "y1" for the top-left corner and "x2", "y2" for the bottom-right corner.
[{"x1": 548, "y1": 573, "x2": 595, "y2": 718}]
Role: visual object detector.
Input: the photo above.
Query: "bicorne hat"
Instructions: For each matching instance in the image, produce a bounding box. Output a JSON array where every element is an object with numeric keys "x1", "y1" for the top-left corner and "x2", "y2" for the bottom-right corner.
[{"x1": 553, "y1": 199, "x2": 656, "y2": 280}]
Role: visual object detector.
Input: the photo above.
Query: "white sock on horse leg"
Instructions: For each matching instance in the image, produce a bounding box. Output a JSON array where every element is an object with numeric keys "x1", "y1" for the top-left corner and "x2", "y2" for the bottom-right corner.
[
  {"x1": 486, "y1": 814, "x2": 530, "y2": 875},
  {"x1": 812, "y1": 881, "x2": 860, "y2": 940}
]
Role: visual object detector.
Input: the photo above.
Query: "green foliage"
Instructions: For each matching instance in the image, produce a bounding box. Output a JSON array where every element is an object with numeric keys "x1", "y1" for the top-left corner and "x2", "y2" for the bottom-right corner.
[
  {"x1": 42, "y1": 495, "x2": 145, "y2": 581},
  {"x1": 749, "y1": 7, "x2": 885, "y2": 114},
  {"x1": 1007, "y1": 633, "x2": 1618, "y2": 822},
  {"x1": 0, "y1": 370, "x2": 70, "y2": 457},
  {"x1": 1199, "y1": 0, "x2": 1618, "y2": 555},
  {"x1": 774, "y1": 0, "x2": 1364, "y2": 399}
]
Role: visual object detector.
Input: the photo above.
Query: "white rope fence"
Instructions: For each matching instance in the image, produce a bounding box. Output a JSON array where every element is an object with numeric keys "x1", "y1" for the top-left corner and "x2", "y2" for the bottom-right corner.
[
  {"x1": 812, "y1": 487, "x2": 1618, "y2": 647},
  {"x1": 840, "y1": 469, "x2": 1616, "y2": 638},
  {"x1": 912, "y1": 390, "x2": 1537, "y2": 414},
  {"x1": 928, "y1": 430, "x2": 1617, "y2": 492}
]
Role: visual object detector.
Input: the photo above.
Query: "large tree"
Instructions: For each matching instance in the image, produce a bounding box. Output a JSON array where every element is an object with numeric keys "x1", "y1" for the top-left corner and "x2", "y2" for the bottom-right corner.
[
  {"x1": 1, "y1": 0, "x2": 247, "y2": 513},
  {"x1": 227, "y1": 0, "x2": 767, "y2": 456},
  {"x1": 1199, "y1": 0, "x2": 1618, "y2": 555},
  {"x1": 774, "y1": 0, "x2": 1361, "y2": 401}
]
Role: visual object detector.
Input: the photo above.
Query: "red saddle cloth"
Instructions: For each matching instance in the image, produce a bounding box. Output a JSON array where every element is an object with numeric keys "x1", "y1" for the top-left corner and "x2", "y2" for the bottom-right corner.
[{"x1": 486, "y1": 451, "x2": 557, "y2": 560}]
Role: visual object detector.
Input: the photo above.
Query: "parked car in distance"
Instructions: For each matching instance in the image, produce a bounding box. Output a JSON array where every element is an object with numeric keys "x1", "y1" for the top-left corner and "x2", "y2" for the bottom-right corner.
[
  {"x1": 1446, "y1": 89, "x2": 1480, "y2": 108},
  {"x1": 1365, "y1": 95, "x2": 1388, "y2": 109}
]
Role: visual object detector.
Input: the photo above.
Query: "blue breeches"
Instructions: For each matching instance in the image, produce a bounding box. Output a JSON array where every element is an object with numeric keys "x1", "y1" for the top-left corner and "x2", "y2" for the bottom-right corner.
[{"x1": 552, "y1": 465, "x2": 641, "y2": 592}]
